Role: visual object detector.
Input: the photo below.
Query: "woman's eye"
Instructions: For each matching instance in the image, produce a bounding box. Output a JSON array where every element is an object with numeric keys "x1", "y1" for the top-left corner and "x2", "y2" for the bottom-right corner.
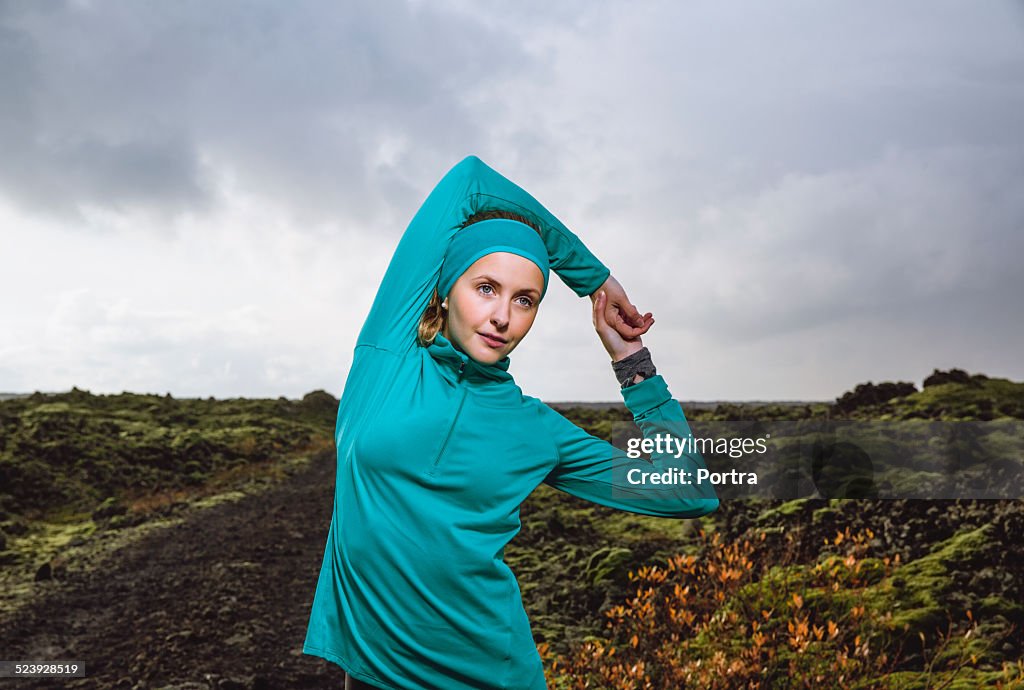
[
  {"x1": 478, "y1": 284, "x2": 494, "y2": 295},
  {"x1": 517, "y1": 297, "x2": 534, "y2": 308}
]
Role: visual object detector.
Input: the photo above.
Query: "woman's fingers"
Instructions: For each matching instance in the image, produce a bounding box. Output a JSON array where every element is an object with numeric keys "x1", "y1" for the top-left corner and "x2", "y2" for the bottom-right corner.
[
  {"x1": 593, "y1": 292, "x2": 618, "y2": 336},
  {"x1": 621, "y1": 301, "x2": 646, "y2": 328},
  {"x1": 605, "y1": 286, "x2": 649, "y2": 334},
  {"x1": 611, "y1": 309, "x2": 655, "y2": 339},
  {"x1": 593, "y1": 276, "x2": 656, "y2": 339},
  {"x1": 626, "y1": 316, "x2": 654, "y2": 338},
  {"x1": 593, "y1": 291, "x2": 630, "y2": 358},
  {"x1": 592, "y1": 290, "x2": 606, "y2": 330},
  {"x1": 614, "y1": 304, "x2": 645, "y2": 330}
]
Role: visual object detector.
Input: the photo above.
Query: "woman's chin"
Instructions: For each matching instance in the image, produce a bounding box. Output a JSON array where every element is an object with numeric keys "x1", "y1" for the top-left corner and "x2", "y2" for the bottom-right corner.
[
  {"x1": 470, "y1": 350, "x2": 502, "y2": 365},
  {"x1": 469, "y1": 342, "x2": 509, "y2": 364}
]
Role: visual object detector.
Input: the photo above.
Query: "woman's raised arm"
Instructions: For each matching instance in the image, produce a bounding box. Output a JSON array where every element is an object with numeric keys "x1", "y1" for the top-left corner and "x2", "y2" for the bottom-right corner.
[{"x1": 355, "y1": 155, "x2": 616, "y2": 356}]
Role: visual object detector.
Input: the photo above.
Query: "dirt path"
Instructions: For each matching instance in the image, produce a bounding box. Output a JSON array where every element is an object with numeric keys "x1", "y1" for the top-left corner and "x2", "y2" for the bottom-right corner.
[{"x1": 0, "y1": 450, "x2": 346, "y2": 690}]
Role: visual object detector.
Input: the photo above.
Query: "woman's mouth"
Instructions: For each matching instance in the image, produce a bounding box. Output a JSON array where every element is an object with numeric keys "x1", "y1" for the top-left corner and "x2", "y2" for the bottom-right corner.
[{"x1": 478, "y1": 332, "x2": 507, "y2": 348}]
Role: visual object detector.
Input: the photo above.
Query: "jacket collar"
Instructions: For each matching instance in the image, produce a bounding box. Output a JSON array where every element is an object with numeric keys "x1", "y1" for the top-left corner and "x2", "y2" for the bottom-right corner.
[{"x1": 427, "y1": 333, "x2": 514, "y2": 384}]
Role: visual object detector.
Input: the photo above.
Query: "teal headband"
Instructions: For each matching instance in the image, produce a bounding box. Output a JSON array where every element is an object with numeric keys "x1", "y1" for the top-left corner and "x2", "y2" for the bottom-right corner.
[{"x1": 438, "y1": 218, "x2": 550, "y2": 302}]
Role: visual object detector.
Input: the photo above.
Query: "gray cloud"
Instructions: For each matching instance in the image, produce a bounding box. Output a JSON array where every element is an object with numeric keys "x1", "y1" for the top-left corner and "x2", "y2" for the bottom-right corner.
[
  {"x1": 668, "y1": 145, "x2": 1024, "y2": 343},
  {"x1": 0, "y1": 0, "x2": 534, "y2": 230}
]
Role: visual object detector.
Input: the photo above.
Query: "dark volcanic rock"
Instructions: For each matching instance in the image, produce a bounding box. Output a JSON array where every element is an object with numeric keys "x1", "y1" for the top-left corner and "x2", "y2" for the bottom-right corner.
[
  {"x1": 923, "y1": 368, "x2": 977, "y2": 388},
  {"x1": 833, "y1": 380, "x2": 918, "y2": 414}
]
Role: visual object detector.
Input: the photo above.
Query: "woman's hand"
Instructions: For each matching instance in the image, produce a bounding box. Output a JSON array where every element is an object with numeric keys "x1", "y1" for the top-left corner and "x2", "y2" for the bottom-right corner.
[
  {"x1": 589, "y1": 275, "x2": 654, "y2": 342},
  {"x1": 593, "y1": 290, "x2": 646, "y2": 362}
]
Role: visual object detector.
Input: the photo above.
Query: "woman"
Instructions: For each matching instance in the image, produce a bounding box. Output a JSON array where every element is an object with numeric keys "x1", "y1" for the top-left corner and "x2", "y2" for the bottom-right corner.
[{"x1": 303, "y1": 155, "x2": 719, "y2": 689}]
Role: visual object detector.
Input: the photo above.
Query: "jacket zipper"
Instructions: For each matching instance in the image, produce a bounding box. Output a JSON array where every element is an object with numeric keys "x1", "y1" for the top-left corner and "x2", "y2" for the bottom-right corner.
[{"x1": 426, "y1": 360, "x2": 467, "y2": 476}]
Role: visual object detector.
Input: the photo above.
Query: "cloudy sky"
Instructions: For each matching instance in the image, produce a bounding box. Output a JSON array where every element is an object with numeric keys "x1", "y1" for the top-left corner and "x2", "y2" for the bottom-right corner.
[{"x1": 1, "y1": 0, "x2": 1022, "y2": 402}]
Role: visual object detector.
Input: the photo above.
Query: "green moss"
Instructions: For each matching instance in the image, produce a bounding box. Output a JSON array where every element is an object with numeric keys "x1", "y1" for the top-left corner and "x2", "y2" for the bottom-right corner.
[
  {"x1": 756, "y1": 498, "x2": 812, "y2": 523},
  {"x1": 878, "y1": 667, "x2": 1024, "y2": 689},
  {"x1": 192, "y1": 490, "x2": 248, "y2": 509},
  {"x1": 978, "y1": 596, "x2": 1024, "y2": 620},
  {"x1": 863, "y1": 525, "x2": 995, "y2": 643},
  {"x1": 583, "y1": 546, "x2": 634, "y2": 585},
  {"x1": 845, "y1": 376, "x2": 1024, "y2": 421},
  {"x1": 812, "y1": 505, "x2": 838, "y2": 524},
  {"x1": 0, "y1": 389, "x2": 336, "y2": 520}
]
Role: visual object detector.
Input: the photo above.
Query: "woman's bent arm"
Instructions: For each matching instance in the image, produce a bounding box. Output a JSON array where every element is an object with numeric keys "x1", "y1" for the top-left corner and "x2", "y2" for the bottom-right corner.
[
  {"x1": 356, "y1": 155, "x2": 611, "y2": 356},
  {"x1": 538, "y1": 374, "x2": 720, "y2": 519}
]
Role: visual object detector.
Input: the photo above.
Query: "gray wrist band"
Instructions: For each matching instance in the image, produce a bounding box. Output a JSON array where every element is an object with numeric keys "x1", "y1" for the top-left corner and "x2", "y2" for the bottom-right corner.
[{"x1": 611, "y1": 347, "x2": 657, "y2": 388}]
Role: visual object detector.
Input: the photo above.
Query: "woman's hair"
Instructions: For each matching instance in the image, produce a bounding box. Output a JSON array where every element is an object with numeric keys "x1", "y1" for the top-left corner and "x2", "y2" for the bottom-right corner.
[{"x1": 417, "y1": 210, "x2": 543, "y2": 347}]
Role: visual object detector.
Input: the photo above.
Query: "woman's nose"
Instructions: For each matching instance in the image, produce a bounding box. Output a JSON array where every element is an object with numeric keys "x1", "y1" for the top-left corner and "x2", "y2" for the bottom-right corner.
[{"x1": 490, "y1": 302, "x2": 510, "y2": 327}]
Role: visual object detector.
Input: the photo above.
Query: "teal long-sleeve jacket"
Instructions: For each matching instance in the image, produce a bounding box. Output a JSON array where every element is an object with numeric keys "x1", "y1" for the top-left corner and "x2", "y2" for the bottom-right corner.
[{"x1": 302, "y1": 155, "x2": 719, "y2": 690}]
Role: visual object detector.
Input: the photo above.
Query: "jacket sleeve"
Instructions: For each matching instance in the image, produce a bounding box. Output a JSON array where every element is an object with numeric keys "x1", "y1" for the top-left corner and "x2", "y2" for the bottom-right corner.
[
  {"x1": 356, "y1": 155, "x2": 612, "y2": 357},
  {"x1": 538, "y1": 375, "x2": 720, "y2": 518}
]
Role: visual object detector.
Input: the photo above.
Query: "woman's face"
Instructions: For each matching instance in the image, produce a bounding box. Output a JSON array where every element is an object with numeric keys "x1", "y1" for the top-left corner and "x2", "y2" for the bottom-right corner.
[{"x1": 442, "y1": 252, "x2": 544, "y2": 365}]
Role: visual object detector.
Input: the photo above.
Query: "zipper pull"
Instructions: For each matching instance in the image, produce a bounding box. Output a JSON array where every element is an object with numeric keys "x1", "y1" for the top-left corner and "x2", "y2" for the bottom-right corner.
[{"x1": 458, "y1": 360, "x2": 466, "y2": 379}]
